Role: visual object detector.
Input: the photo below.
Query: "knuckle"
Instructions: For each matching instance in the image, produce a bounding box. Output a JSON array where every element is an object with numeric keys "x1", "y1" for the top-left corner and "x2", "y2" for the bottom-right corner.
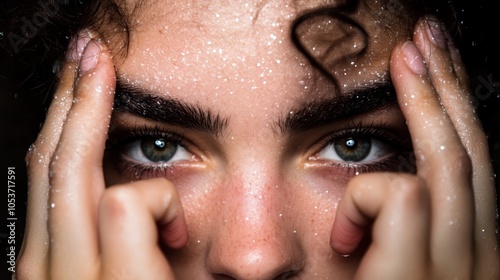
[
  {"x1": 25, "y1": 130, "x2": 57, "y2": 168},
  {"x1": 48, "y1": 140, "x2": 91, "y2": 184},
  {"x1": 453, "y1": 148, "x2": 472, "y2": 174},
  {"x1": 441, "y1": 146, "x2": 472, "y2": 178},
  {"x1": 15, "y1": 258, "x2": 30, "y2": 280},
  {"x1": 392, "y1": 174, "x2": 424, "y2": 189},
  {"x1": 391, "y1": 175, "x2": 427, "y2": 203},
  {"x1": 99, "y1": 187, "x2": 136, "y2": 218},
  {"x1": 47, "y1": 155, "x2": 64, "y2": 186},
  {"x1": 135, "y1": 177, "x2": 178, "y2": 206},
  {"x1": 347, "y1": 173, "x2": 386, "y2": 190},
  {"x1": 25, "y1": 143, "x2": 48, "y2": 172},
  {"x1": 345, "y1": 173, "x2": 394, "y2": 205},
  {"x1": 25, "y1": 143, "x2": 37, "y2": 168},
  {"x1": 15, "y1": 251, "x2": 46, "y2": 280}
]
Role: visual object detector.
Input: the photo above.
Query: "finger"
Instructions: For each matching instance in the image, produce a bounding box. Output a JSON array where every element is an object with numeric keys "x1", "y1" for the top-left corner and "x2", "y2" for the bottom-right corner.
[
  {"x1": 17, "y1": 32, "x2": 91, "y2": 278},
  {"x1": 330, "y1": 173, "x2": 389, "y2": 255},
  {"x1": 99, "y1": 178, "x2": 188, "y2": 279},
  {"x1": 414, "y1": 17, "x2": 499, "y2": 278},
  {"x1": 414, "y1": 17, "x2": 488, "y2": 169},
  {"x1": 390, "y1": 39, "x2": 474, "y2": 276},
  {"x1": 48, "y1": 37, "x2": 116, "y2": 278},
  {"x1": 331, "y1": 173, "x2": 430, "y2": 279}
]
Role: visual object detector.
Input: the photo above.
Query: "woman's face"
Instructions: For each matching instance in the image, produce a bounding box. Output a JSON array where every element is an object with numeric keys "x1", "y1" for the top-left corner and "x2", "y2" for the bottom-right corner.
[{"x1": 103, "y1": 0, "x2": 413, "y2": 278}]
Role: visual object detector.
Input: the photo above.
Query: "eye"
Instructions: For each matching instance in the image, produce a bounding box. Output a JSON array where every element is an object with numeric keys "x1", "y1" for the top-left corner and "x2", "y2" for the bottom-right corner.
[
  {"x1": 122, "y1": 136, "x2": 192, "y2": 164},
  {"x1": 316, "y1": 136, "x2": 392, "y2": 163}
]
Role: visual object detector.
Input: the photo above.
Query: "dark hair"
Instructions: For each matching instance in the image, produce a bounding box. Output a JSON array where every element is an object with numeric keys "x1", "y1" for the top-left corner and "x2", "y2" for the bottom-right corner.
[
  {"x1": 1, "y1": 0, "x2": 130, "y2": 102},
  {"x1": 1, "y1": 0, "x2": 499, "y2": 244},
  {"x1": 1, "y1": 0, "x2": 460, "y2": 101},
  {"x1": 1, "y1": 1, "x2": 498, "y2": 176}
]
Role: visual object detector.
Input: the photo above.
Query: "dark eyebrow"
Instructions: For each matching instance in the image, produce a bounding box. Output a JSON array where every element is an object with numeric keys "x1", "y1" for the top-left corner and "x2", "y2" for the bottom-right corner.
[
  {"x1": 277, "y1": 82, "x2": 398, "y2": 135},
  {"x1": 113, "y1": 80, "x2": 228, "y2": 136}
]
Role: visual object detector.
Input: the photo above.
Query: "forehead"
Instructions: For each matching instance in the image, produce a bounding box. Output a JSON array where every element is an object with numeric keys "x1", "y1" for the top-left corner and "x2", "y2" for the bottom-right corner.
[{"x1": 113, "y1": 0, "x2": 411, "y2": 104}]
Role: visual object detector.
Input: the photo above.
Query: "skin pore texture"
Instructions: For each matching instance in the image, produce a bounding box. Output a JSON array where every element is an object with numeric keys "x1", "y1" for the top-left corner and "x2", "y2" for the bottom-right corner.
[
  {"x1": 16, "y1": 0, "x2": 499, "y2": 279},
  {"x1": 105, "y1": 0, "x2": 410, "y2": 277}
]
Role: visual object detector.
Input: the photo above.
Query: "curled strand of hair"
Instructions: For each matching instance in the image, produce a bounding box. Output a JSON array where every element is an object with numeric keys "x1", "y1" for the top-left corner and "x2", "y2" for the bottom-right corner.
[{"x1": 291, "y1": 0, "x2": 368, "y2": 94}]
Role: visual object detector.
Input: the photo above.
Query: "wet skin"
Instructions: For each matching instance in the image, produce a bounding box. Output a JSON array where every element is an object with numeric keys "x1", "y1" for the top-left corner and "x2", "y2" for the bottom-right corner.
[
  {"x1": 105, "y1": 1, "x2": 410, "y2": 277},
  {"x1": 16, "y1": 0, "x2": 499, "y2": 279}
]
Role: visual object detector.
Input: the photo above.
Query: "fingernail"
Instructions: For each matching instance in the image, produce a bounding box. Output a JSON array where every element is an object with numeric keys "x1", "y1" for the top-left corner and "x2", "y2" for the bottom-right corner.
[
  {"x1": 402, "y1": 41, "x2": 427, "y2": 75},
  {"x1": 66, "y1": 31, "x2": 92, "y2": 62},
  {"x1": 426, "y1": 18, "x2": 448, "y2": 49},
  {"x1": 79, "y1": 39, "x2": 102, "y2": 75}
]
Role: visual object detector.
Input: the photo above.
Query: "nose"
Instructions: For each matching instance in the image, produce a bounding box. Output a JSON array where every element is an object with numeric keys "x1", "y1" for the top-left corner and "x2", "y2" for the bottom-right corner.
[{"x1": 207, "y1": 174, "x2": 304, "y2": 280}]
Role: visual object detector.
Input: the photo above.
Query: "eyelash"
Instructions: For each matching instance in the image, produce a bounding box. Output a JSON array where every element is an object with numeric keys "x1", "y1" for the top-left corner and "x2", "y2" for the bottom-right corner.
[
  {"x1": 105, "y1": 122, "x2": 413, "y2": 180},
  {"x1": 106, "y1": 125, "x2": 190, "y2": 179},
  {"x1": 312, "y1": 122, "x2": 413, "y2": 175}
]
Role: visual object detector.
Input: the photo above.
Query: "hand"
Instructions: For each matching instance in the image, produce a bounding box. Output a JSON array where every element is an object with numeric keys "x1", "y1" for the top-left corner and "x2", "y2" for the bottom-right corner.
[
  {"x1": 15, "y1": 31, "x2": 188, "y2": 280},
  {"x1": 330, "y1": 17, "x2": 500, "y2": 279}
]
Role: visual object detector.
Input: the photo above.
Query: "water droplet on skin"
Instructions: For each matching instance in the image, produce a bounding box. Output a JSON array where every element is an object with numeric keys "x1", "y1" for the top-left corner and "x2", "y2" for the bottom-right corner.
[{"x1": 446, "y1": 194, "x2": 457, "y2": 201}]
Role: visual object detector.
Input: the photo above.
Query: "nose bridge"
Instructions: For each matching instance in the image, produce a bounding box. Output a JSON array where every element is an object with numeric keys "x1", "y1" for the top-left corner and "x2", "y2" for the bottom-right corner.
[
  {"x1": 207, "y1": 160, "x2": 303, "y2": 279},
  {"x1": 218, "y1": 157, "x2": 285, "y2": 233}
]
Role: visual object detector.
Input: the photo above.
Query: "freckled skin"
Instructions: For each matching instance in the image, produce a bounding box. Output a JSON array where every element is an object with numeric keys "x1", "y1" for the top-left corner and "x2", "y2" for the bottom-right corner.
[
  {"x1": 17, "y1": 0, "x2": 499, "y2": 278},
  {"x1": 100, "y1": 0, "x2": 413, "y2": 278}
]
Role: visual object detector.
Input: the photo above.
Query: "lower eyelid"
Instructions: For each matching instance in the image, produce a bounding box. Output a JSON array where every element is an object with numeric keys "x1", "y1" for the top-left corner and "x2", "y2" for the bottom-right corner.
[
  {"x1": 112, "y1": 152, "x2": 206, "y2": 180},
  {"x1": 308, "y1": 151, "x2": 394, "y2": 165},
  {"x1": 305, "y1": 152, "x2": 409, "y2": 177}
]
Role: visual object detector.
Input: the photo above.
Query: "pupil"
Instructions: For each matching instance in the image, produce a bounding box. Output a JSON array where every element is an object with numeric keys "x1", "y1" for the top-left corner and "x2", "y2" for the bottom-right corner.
[
  {"x1": 141, "y1": 137, "x2": 177, "y2": 162},
  {"x1": 334, "y1": 136, "x2": 371, "y2": 162},
  {"x1": 345, "y1": 138, "x2": 356, "y2": 148},
  {"x1": 155, "y1": 139, "x2": 166, "y2": 149}
]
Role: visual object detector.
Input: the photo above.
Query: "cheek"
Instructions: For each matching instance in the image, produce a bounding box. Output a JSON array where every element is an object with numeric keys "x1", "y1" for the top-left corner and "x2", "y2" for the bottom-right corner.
[
  {"x1": 289, "y1": 172, "x2": 345, "y2": 256},
  {"x1": 168, "y1": 171, "x2": 220, "y2": 233}
]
